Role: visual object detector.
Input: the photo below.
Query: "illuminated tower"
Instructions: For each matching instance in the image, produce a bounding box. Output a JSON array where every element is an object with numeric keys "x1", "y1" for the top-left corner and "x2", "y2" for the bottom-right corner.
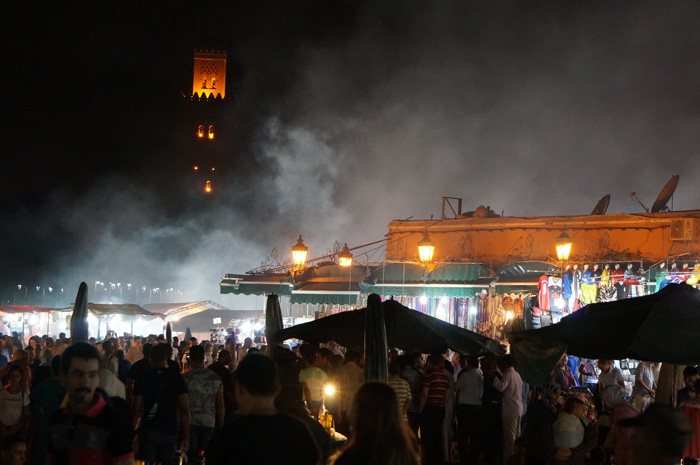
[
  {"x1": 192, "y1": 50, "x2": 227, "y2": 99},
  {"x1": 179, "y1": 49, "x2": 233, "y2": 195}
]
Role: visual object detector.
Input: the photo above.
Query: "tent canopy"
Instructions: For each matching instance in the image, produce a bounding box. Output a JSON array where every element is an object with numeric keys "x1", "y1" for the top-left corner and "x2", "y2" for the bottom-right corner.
[
  {"x1": 512, "y1": 283, "x2": 700, "y2": 369},
  {"x1": 277, "y1": 298, "x2": 504, "y2": 356}
]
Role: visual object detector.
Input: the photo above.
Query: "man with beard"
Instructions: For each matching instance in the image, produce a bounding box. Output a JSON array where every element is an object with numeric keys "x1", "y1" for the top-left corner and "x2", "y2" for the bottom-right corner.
[{"x1": 48, "y1": 343, "x2": 134, "y2": 465}]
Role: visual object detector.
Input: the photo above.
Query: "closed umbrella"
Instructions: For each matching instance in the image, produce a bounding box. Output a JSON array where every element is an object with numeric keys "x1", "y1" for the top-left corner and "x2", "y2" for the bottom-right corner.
[
  {"x1": 265, "y1": 294, "x2": 284, "y2": 355},
  {"x1": 70, "y1": 282, "x2": 89, "y2": 343},
  {"x1": 364, "y1": 294, "x2": 388, "y2": 382},
  {"x1": 184, "y1": 327, "x2": 192, "y2": 342},
  {"x1": 166, "y1": 322, "x2": 172, "y2": 345}
]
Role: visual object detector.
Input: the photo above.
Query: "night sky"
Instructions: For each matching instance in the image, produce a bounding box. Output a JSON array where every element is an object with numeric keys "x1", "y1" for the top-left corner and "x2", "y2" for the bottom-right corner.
[{"x1": 1, "y1": 1, "x2": 699, "y2": 308}]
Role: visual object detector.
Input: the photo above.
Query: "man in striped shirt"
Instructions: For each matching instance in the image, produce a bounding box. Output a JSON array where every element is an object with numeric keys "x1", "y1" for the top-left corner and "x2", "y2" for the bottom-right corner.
[
  {"x1": 419, "y1": 353, "x2": 451, "y2": 465},
  {"x1": 387, "y1": 359, "x2": 412, "y2": 424}
]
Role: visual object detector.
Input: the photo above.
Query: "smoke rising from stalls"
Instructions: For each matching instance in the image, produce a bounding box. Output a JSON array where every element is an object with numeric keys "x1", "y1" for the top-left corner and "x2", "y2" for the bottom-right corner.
[{"x1": 2, "y1": 1, "x2": 699, "y2": 308}]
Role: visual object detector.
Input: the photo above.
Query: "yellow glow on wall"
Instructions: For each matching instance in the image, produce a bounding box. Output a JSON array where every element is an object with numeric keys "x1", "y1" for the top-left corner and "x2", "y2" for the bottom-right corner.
[{"x1": 192, "y1": 50, "x2": 227, "y2": 99}]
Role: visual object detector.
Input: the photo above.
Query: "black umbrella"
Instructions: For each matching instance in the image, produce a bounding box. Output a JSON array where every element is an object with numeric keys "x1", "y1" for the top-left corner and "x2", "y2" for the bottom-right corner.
[
  {"x1": 512, "y1": 283, "x2": 700, "y2": 365},
  {"x1": 265, "y1": 294, "x2": 284, "y2": 355},
  {"x1": 364, "y1": 294, "x2": 388, "y2": 382},
  {"x1": 276, "y1": 297, "x2": 504, "y2": 356},
  {"x1": 70, "y1": 282, "x2": 89, "y2": 343},
  {"x1": 166, "y1": 322, "x2": 172, "y2": 345}
]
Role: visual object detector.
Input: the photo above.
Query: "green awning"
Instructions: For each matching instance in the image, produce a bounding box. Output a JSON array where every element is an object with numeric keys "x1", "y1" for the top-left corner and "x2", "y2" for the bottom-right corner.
[
  {"x1": 219, "y1": 274, "x2": 292, "y2": 296},
  {"x1": 370, "y1": 262, "x2": 485, "y2": 284},
  {"x1": 290, "y1": 293, "x2": 360, "y2": 305},
  {"x1": 368, "y1": 285, "x2": 486, "y2": 298}
]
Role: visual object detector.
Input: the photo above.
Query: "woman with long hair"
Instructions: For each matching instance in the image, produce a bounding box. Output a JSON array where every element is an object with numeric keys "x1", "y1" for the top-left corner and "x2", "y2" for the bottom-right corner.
[
  {"x1": 331, "y1": 382, "x2": 420, "y2": 465},
  {"x1": 0, "y1": 364, "x2": 30, "y2": 441}
]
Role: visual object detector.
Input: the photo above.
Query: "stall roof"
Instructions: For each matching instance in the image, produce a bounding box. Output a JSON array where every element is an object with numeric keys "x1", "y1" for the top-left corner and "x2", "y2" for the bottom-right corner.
[
  {"x1": 220, "y1": 273, "x2": 293, "y2": 296},
  {"x1": 142, "y1": 300, "x2": 230, "y2": 320},
  {"x1": 0, "y1": 305, "x2": 54, "y2": 314},
  {"x1": 57, "y1": 303, "x2": 158, "y2": 318},
  {"x1": 169, "y1": 309, "x2": 265, "y2": 335}
]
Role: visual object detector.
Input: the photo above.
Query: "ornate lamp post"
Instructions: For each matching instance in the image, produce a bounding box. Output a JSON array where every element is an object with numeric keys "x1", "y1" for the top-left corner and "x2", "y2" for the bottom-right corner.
[
  {"x1": 418, "y1": 232, "x2": 435, "y2": 264},
  {"x1": 292, "y1": 235, "x2": 308, "y2": 270},
  {"x1": 556, "y1": 228, "x2": 572, "y2": 262},
  {"x1": 338, "y1": 243, "x2": 353, "y2": 267}
]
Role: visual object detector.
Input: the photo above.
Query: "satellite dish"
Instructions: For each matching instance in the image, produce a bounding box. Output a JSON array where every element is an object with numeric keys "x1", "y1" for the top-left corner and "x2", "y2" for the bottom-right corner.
[
  {"x1": 591, "y1": 194, "x2": 611, "y2": 215},
  {"x1": 651, "y1": 175, "x2": 679, "y2": 213}
]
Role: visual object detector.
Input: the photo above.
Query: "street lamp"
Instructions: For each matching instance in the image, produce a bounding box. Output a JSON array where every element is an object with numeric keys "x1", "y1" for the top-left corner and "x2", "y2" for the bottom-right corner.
[
  {"x1": 292, "y1": 235, "x2": 308, "y2": 270},
  {"x1": 338, "y1": 243, "x2": 353, "y2": 267},
  {"x1": 555, "y1": 228, "x2": 572, "y2": 262},
  {"x1": 418, "y1": 232, "x2": 435, "y2": 264}
]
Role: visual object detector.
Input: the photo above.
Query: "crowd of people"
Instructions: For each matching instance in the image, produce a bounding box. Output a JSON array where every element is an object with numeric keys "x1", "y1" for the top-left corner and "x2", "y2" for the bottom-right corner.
[{"x1": 0, "y1": 330, "x2": 696, "y2": 465}]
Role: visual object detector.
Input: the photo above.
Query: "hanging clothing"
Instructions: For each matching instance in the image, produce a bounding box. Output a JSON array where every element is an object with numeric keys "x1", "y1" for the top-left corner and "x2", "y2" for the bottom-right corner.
[
  {"x1": 579, "y1": 283, "x2": 599, "y2": 305},
  {"x1": 599, "y1": 285, "x2": 617, "y2": 302},
  {"x1": 612, "y1": 268, "x2": 625, "y2": 285},
  {"x1": 538, "y1": 275, "x2": 550, "y2": 310},
  {"x1": 523, "y1": 296, "x2": 539, "y2": 330},
  {"x1": 614, "y1": 283, "x2": 628, "y2": 300},
  {"x1": 548, "y1": 276, "x2": 562, "y2": 298},
  {"x1": 601, "y1": 268, "x2": 612, "y2": 287},
  {"x1": 687, "y1": 265, "x2": 700, "y2": 286},
  {"x1": 655, "y1": 267, "x2": 669, "y2": 292},
  {"x1": 572, "y1": 269, "x2": 582, "y2": 300},
  {"x1": 563, "y1": 269, "x2": 573, "y2": 299}
]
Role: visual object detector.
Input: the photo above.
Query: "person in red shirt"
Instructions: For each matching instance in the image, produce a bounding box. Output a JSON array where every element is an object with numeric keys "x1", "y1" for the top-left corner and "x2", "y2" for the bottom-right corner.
[
  {"x1": 419, "y1": 353, "x2": 451, "y2": 465},
  {"x1": 48, "y1": 342, "x2": 134, "y2": 465}
]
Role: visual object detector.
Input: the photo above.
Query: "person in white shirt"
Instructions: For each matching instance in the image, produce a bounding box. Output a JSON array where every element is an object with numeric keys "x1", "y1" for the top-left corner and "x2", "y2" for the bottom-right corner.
[
  {"x1": 597, "y1": 359, "x2": 626, "y2": 392},
  {"x1": 492, "y1": 354, "x2": 523, "y2": 463},
  {"x1": 454, "y1": 355, "x2": 483, "y2": 465}
]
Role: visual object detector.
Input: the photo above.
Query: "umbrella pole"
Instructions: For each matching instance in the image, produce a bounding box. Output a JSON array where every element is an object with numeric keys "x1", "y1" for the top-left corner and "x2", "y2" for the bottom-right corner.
[{"x1": 672, "y1": 364, "x2": 677, "y2": 408}]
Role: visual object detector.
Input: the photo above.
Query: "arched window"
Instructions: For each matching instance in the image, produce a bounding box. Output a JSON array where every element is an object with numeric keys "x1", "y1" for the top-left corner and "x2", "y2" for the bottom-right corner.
[
  {"x1": 208, "y1": 125, "x2": 215, "y2": 139},
  {"x1": 197, "y1": 125, "x2": 204, "y2": 138}
]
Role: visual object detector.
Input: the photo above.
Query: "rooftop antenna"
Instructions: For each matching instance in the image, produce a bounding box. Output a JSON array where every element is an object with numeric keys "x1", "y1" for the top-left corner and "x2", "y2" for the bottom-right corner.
[
  {"x1": 650, "y1": 175, "x2": 679, "y2": 213},
  {"x1": 591, "y1": 194, "x2": 611, "y2": 215},
  {"x1": 629, "y1": 192, "x2": 649, "y2": 213}
]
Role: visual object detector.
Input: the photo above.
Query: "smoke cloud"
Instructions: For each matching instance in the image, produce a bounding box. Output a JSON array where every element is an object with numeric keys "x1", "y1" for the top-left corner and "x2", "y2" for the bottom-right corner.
[{"x1": 2, "y1": 1, "x2": 699, "y2": 308}]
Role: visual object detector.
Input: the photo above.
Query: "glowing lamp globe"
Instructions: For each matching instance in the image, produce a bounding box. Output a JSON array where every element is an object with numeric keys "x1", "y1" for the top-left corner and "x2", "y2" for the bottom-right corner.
[
  {"x1": 555, "y1": 228, "x2": 572, "y2": 261},
  {"x1": 418, "y1": 232, "x2": 435, "y2": 263},
  {"x1": 338, "y1": 243, "x2": 353, "y2": 267},
  {"x1": 292, "y1": 235, "x2": 308, "y2": 269}
]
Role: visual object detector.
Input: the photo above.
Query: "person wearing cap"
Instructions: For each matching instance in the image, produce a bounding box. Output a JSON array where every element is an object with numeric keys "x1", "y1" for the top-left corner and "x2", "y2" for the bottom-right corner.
[{"x1": 621, "y1": 403, "x2": 692, "y2": 465}]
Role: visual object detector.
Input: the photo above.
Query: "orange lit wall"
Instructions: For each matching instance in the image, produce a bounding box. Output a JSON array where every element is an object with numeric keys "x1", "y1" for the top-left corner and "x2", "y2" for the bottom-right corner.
[
  {"x1": 386, "y1": 211, "x2": 700, "y2": 266},
  {"x1": 192, "y1": 50, "x2": 226, "y2": 99}
]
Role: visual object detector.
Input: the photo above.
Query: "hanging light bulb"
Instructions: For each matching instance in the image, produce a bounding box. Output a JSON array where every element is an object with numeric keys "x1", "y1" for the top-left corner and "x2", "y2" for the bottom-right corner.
[{"x1": 205, "y1": 180, "x2": 212, "y2": 193}]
